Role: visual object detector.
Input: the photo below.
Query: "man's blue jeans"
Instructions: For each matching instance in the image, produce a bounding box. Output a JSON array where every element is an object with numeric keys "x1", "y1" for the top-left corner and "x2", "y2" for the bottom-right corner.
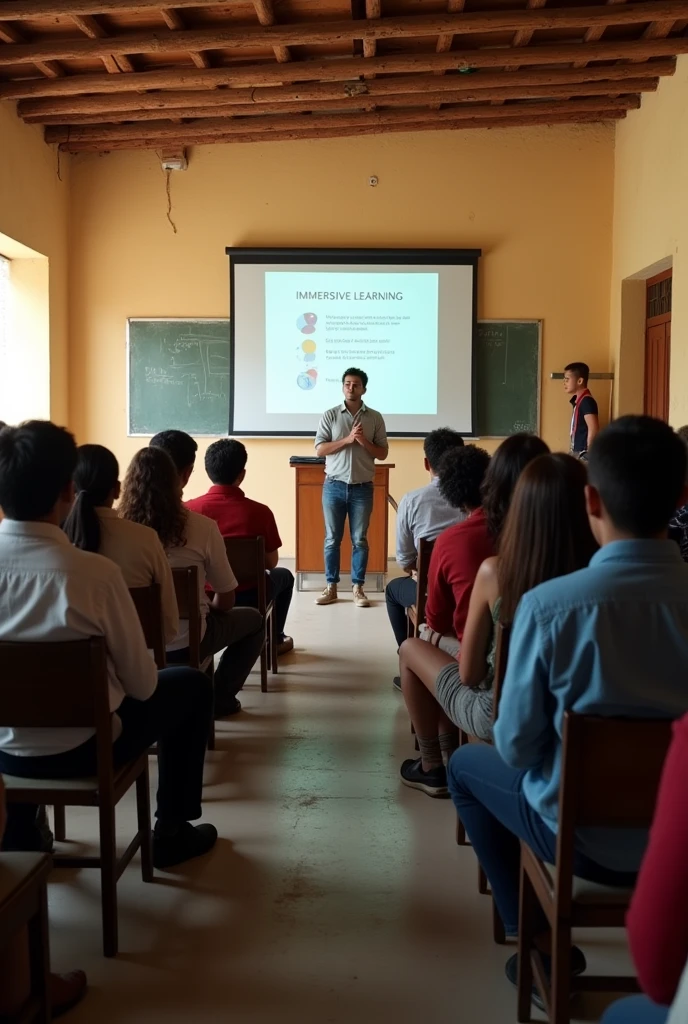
[
  {"x1": 601, "y1": 997, "x2": 668, "y2": 1024},
  {"x1": 323, "y1": 478, "x2": 374, "y2": 586},
  {"x1": 447, "y1": 745, "x2": 637, "y2": 936}
]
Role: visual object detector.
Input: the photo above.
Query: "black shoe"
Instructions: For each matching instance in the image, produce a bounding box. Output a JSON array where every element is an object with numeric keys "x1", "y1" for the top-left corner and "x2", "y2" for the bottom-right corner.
[
  {"x1": 399, "y1": 757, "x2": 449, "y2": 797},
  {"x1": 2, "y1": 806, "x2": 54, "y2": 853},
  {"x1": 505, "y1": 946, "x2": 587, "y2": 1011},
  {"x1": 214, "y1": 696, "x2": 242, "y2": 719},
  {"x1": 153, "y1": 822, "x2": 218, "y2": 870},
  {"x1": 393, "y1": 676, "x2": 402, "y2": 692}
]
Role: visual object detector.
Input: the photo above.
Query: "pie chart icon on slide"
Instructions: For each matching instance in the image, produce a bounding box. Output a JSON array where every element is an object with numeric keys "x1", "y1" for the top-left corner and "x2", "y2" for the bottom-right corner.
[
  {"x1": 297, "y1": 371, "x2": 317, "y2": 390},
  {"x1": 297, "y1": 313, "x2": 317, "y2": 335}
]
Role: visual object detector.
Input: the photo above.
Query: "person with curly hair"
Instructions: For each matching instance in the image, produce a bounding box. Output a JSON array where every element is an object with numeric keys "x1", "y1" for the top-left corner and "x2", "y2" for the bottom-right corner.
[{"x1": 119, "y1": 446, "x2": 265, "y2": 717}]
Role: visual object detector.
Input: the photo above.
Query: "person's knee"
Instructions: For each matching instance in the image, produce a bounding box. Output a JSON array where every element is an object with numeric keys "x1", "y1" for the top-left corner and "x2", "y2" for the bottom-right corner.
[
  {"x1": 159, "y1": 666, "x2": 213, "y2": 712},
  {"x1": 446, "y1": 743, "x2": 496, "y2": 795}
]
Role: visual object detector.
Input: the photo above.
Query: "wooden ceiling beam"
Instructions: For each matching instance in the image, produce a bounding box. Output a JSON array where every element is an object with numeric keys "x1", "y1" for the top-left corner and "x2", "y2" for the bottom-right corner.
[
  {"x1": 18, "y1": 64, "x2": 670, "y2": 118},
  {"x1": 573, "y1": 0, "x2": 629, "y2": 69},
  {"x1": 26, "y1": 80, "x2": 656, "y2": 125},
  {"x1": 159, "y1": 9, "x2": 210, "y2": 69},
  {"x1": 55, "y1": 110, "x2": 628, "y2": 153},
  {"x1": 0, "y1": 0, "x2": 235, "y2": 15},
  {"x1": 251, "y1": 1, "x2": 290, "y2": 64},
  {"x1": 2, "y1": 2, "x2": 687, "y2": 65},
  {"x1": 44, "y1": 96, "x2": 639, "y2": 144},
  {"x1": 436, "y1": 0, "x2": 466, "y2": 55},
  {"x1": 363, "y1": 0, "x2": 381, "y2": 61},
  {"x1": 71, "y1": 14, "x2": 132, "y2": 74},
  {"x1": 0, "y1": 22, "x2": 63, "y2": 78},
  {"x1": 2, "y1": 43, "x2": 684, "y2": 101}
]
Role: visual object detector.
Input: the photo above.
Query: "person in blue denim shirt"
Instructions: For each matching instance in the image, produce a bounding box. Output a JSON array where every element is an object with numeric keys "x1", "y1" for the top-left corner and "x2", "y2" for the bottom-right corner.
[{"x1": 447, "y1": 415, "x2": 688, "y2": 1006}]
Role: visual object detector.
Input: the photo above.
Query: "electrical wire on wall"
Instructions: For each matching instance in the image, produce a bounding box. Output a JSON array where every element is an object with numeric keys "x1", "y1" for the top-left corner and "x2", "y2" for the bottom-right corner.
[{"x1": 165, "y1": 168, "x2": 178, "y2": 235}]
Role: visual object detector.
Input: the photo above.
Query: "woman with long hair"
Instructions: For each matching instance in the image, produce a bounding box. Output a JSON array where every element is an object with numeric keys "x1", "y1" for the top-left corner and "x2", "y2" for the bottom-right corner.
[
  {"x1": 399, "y1": 452, "x2": 597, "y2": 797},
  {"x1": 119, "y1": 446, "x2": 264, "y2": 717},
  {"x1": 63, "y1": 444, "x2": 179, "y2": 644}
]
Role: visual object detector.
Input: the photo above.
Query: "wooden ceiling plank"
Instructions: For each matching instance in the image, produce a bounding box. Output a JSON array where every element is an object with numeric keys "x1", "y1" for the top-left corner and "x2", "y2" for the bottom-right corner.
[
  {"x1": 0, "y1": 22, "x2": 63, "y2": 78},
  {"x1": 363, "y1": 0, "x2": 382, "y2": 61},
  {"x1": 17, "y1": 65, "x2": 669, "y2": 118},
  {"x1": 1, "y1": 43, "x2": 685, "y2": 101},
  {"x1": 27, "y1": 79, "x2": 657, "y2": 125},
  {"x1": 160, "y1": 9, "x2": 210, "y2": 70},
  {"x1": 252, "y1": 0, "x2": 290, "y2": 64},
  {"x1": 72, "y1": 14, "x2": 127, "y2": 75},
  {"x1": 0, "y1": 0, "x2": 237, "y2": 15},
  {"x1": 573, "y1": 0, "x2": 629, "y2": 69},
  {"x1": 2, "y1": 2, "x2": 688, "y2": 65},
  {"x1": 437, "y1": 1, "x2": 467, "y2": 55}
]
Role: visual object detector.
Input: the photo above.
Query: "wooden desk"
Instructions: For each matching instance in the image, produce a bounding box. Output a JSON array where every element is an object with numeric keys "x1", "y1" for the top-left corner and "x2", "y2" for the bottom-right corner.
[{"x1": 292, "y1": 463, "x2": 394, "y2": 591}]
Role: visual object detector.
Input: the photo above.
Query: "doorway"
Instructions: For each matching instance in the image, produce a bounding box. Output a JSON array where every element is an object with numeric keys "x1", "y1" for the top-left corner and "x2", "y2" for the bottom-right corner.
[{"x1": 644, "y1": 269, "x2": 672, "y2": 421}]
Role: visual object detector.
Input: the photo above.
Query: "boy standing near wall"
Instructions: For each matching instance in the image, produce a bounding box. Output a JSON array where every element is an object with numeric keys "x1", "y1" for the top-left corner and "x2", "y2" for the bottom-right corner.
[{"x1": 564, "y1": 361, "x2": 599, "y2": 460}]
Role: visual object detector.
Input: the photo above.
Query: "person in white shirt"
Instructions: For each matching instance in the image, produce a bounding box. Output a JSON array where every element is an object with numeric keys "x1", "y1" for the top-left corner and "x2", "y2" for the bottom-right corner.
[
  {"x1": 119, "y1": 443, "x2": 264, "y2": 717},
  {"x1": 0, "y1": 420, "x2": 218, "y2": 870},
  {"x1": 62, "y1": 444, "x2": 178, "y2": 644}
]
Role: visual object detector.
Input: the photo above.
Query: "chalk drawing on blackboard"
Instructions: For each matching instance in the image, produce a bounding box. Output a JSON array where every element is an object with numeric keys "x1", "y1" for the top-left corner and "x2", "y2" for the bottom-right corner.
[{"x1": 144, "y1": 333, "x2": 229, "y2": 407}]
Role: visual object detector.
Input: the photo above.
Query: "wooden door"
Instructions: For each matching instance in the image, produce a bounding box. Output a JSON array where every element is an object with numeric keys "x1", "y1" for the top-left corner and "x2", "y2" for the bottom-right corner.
[{"x1": 644, "y1": 270, "x2": 672, "y2": 422}]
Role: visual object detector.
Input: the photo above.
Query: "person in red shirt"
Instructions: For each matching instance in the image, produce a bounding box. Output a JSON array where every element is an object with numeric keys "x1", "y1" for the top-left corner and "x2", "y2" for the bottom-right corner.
[
  {"x1": 601, "y1": 713, "x2": 688, "y2": 1024},
  {"x1": 186, "y1": 439, "x2": 295, "y2": 655}
]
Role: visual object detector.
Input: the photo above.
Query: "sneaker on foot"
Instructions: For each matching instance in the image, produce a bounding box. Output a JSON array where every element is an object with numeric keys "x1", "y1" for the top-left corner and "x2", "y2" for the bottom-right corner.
[
  {"x1": 504, "y1": 946, "x2": 587, "y2": 1011},
  {"x1": 277, "y1": 636, "x2": 294, "y2": 655},
  {"x1": 393, "y1": 676, "x2": 402, "y2": 692},
  {"x1": 399, "y1": 757, "x2": 449, "y2": 797},
  {"x1": 352, "y1": 585, "x2": 370, "y2": 608},
  {"x1": 214, "y1": 696, "x2": 241, "y2": 719},
  {"x1": 315, "y1": 583, "x2": 338, "y2": 606},
  {"x1": 153, "y1": 822, "x2": 218, "y2": 870}
]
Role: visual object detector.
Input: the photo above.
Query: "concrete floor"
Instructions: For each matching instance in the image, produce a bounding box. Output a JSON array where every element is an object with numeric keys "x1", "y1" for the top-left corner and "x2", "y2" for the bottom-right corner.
[{"x1": 50, "y1": 578, "x2": 631, "y2": 1023}]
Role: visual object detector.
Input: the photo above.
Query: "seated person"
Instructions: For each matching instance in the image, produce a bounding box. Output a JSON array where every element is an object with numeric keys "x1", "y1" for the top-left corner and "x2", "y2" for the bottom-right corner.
[
  {"x1": 668, "y1": 424, "x2": 688, "y2": 561},
  {"x1": 399, "y1": 451, "x2": 596, "y2": 795},
  {"x1": 185, "y1": 438, "x2": 295, "y2": 656},
  {"x1": 385, "y1": 428, "x2": 465, "y2": 655},
  {"x1": 149, "y1": 428, "x2": 198, "y2": 491},
  {"x1": 447, "y1": 415, "x2": 688, "y2": 999},
  {"x1": 63, "y1": 443, "x2": 178, "y2": 644},
  {"x1": 602, "y1": 712, "x2": 688, "y2": 1024},
  {"x1": 421, "y1": 434, "x2": 549, "y2": 657},
  {"x1": 0, "y1": 421, "x2": 217, "y2": 870},
  {"x1": 119, "y1": 446, "x2": 264, "y2": 717},
  {"x1": 0, "y1": 776, "x2": 88, "y2": 1019}
]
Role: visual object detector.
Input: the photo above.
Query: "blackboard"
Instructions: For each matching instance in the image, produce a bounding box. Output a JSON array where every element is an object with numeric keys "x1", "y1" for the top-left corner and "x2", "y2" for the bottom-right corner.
[
  {"x1": 476, "y1": 320, "x2": 541, "y2": 437},
  {"x1": 128, "y1": 319, "x2": 230, "y2": 436}
]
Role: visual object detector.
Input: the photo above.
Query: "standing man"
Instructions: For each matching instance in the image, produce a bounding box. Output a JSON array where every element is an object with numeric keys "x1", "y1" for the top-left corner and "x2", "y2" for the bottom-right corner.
[
  {"x1": 564, "y1": 361, "x2": 600, "y2": 460},
  {"x1": 314, "y1": 367, "x2": 388, "y2": 608}
]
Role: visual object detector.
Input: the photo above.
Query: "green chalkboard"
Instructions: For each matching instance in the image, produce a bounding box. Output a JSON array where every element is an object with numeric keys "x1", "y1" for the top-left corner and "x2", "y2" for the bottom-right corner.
[
  {"x1": 128, "y1": 319, "x2": 230, "y2": 436},
  {"x1": 476, "y1": 320, "x2": 541, "y2": 437}
]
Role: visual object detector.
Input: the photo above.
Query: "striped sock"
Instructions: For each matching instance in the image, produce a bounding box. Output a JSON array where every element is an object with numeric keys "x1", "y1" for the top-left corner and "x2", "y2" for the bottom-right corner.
[
  {"x1": 417, "y1": 735, "x2": 443, "y2": 772},
  {"x1": 439, "y1": 731, "x2": 460, "y2": 765}
]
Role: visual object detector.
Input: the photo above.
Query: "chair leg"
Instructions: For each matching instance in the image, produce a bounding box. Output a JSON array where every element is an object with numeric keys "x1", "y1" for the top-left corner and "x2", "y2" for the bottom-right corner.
[
  {"x1": 27, "y1": 876, "x2": 51, "y2": 1024},
  {"x1": 99, "y1": 803, "x2": 119, "y2": 957},
  {"x1": 136, "y1": 766, "x2": 154, "y2": 883},
  {"x1": 478, "y1": 863, "x2": 488, "y2": 893},
  {"x1": 551, "y1": 924, "x2": 571, "y2": 1024},
  {"x1": 260, "y1": 634, "x2": 268, "y2": 693},
  {"x1": 492, "y1": 898, "x2": 506, "y2": 945},
  {"x1": 207, "y1": 717, "x2": 216, "y2": 751},
  {"x1": 270, "y1": 610, "x2": 278, "y2": 676},
  {"x1": 53, "y1": 804, "x2": 66, "y2": 842},
  {"x1": 517, "y1": 866, "x2": 536, "y2": 1023},
  {"x1": 456, "y1": 813, "x2": 469, "y2": 847}
]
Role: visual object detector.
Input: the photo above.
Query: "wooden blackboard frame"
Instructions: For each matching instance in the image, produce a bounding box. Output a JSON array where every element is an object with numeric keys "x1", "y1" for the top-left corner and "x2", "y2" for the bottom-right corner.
[
  {"x1": 126, "y1": 317, "x2": 230, "y2": 437},
  {"x1": 477, "y1": 318, "x2": 542, "y2": 438}
]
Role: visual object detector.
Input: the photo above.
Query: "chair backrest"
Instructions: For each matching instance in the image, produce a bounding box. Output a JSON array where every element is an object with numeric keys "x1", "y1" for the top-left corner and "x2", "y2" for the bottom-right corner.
[
  {"x1": 0, "y1": 638, "x2": 116, "y2": 794},
  {"x1": 223, "y1": 537, "x2": 267, "y2": 614},
  {"x1": 491, "y1": 621, "x2": 512, "y2": 725},
  {"x1": 554, "y1": 712, "x2": 673, "y2": 909},
  {"x1": 415, "y1": 537, "x2": 436, "y2": 628},
  {"x1": 171, "y1": 565, "x2": 202, "y2": 667},
  {"x1": 129, "y1": 583, "x2": 166, "y2": 670}
]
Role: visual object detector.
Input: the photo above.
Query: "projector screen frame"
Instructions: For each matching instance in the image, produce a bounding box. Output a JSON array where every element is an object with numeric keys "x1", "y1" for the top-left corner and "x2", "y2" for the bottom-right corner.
[{"x1": 225, "y1": 245, "x2": 481, "y2": 438}]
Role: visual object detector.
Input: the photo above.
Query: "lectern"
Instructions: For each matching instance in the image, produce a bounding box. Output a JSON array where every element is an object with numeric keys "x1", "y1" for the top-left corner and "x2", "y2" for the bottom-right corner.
[{"x1": 292, "y1": 462, "x2": 395, "y2": 592}]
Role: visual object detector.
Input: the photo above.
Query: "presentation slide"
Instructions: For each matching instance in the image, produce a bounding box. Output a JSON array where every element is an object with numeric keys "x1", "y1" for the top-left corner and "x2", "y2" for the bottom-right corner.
[
  {"x1": 229, "y1": 251, "x2": 478, "y2": 437},
  {"x1": 264, "y1": 271, "x2": 439, "y2": 416}
]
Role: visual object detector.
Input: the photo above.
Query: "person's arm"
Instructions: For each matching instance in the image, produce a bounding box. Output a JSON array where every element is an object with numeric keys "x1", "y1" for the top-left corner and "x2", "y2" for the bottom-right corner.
[
  {"x1": 493, "y1": 592, "x2": 553, "y2": 770},
  {"x1": 150, "y1": 534, "x2": 179, "y2": 645},
  {"x1": 626, "y1": 716, "x2": 688, "y2": 1006},
  {"x1": 395, "y1": 495, "x2": 417, "y2": 572},
  {"x1": 204, "y1": 520, "x2": 238, "y2": 614},
  {"x1": 458, "y1": 557, "x2": 498, "y2": 687},
  {"x1": 315, "y1": 410, "x2": 354, "y2": 457},
  {"x1": 355, "y1": 414, "x2": 388, "y2": 461},
  {"x1": 423, "y1": 536, "x2": 455, "y2": 635},
  {"x1": 100, "y1": 568, "x2": 158, "y2": 700},
  {"x1": 263, "y1": 509, "x2": 282, "y2": 571},
  {"x1": 584, "y1": 413, "x2": 599, "y2": 447}
]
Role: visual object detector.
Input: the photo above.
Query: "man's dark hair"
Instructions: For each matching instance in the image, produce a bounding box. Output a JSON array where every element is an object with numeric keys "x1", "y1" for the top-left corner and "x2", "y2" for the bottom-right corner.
[
  {"x1": 423, "y1": 428, "x2": 464, "y2": 471},
  {"x1": 588, "y1": 415, "x2": 687, "y2": 537},
  {"x1": 342, "y1": 367, "x2": 368, "y2": 388},
  {"x1": 205, "y1": 439, "x2": 247, "y2": 486},
  {"x1": 0, "y1": 420, "x2": 77, "y2": 520},
  {"x1": 149, "y1": 429, "x2": 198, "y2": 473},
  {"x1": 564, "y1": 361, "x2": 590, "y2": 385},
  {"x1": 437, "y1": 444, "x2": 491, "y2": 512}
]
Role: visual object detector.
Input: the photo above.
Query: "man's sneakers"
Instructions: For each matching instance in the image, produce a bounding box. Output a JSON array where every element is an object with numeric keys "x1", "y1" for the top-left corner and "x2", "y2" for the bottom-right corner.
[
  {"x1": 504, "y1": 946, "x2": 587, "y2": 1011},
  {"x1": 400, "y1": 757, "x2": 449, "y2": 797},
  {"x1": 152, "y1": 821, "x2": 218, "y2": 871},
  {"x1": 315, "y1": 583, "x2": 338, "y2": 605},
  {"x1": 352, "y1": 585, "x2": 370, "y2": 608}
]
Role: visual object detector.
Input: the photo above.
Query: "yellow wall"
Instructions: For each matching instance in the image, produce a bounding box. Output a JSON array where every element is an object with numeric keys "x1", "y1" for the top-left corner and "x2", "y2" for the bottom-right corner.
[
  {"x1": 611, "y1": 56, "x2": 688, "y2": 423},
  {"x1": 0, "y1": 104, "x2": 70, "y2": 423},
  {"x1": 69, "y1": 124, "x2": 614, "y2": 555}
]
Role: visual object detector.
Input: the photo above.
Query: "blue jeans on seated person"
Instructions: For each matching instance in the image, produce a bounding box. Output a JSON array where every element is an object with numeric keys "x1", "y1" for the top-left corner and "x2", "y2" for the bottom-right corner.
[
  {"x1": 322, "y1": 478, "x2": 374, "y2": 586},
  {"x1": 601, "y1": 996, "x2": 669, "y2": 1024},
  {"x1": 385, "y1": 574, "x2": 417, "y2": 649},
  {"x1": 447, "y1": 744, "x2": 637, "y2": 936}
]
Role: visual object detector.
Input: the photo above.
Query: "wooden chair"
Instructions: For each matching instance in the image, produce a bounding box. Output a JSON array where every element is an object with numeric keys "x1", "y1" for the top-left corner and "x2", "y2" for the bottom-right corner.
[
  {"x1": 0, "y1": 638, "x2": 153, "y2": 958},
  {"x1": 128, "y1": 582, "x2": 166, "y2": 670},
  {"x1": 0, "y1": 853, "x2": 51, "y2": 1023},
  {"x1": 223, "y1": 537, "x2": 273, "y2": 694},
  {"x1": 171, "y1": 566, "x2": 215, "y2": 750},
  {"x1": 517, "y1": 713, "x2": 673, "y2": 1024},
  {"x1": 406, "y1": 537, "x2": 435, "y2": 638}
]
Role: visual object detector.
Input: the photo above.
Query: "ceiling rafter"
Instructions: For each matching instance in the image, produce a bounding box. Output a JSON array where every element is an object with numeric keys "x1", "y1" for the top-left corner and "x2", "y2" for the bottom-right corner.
[
  {"x1": 252, "y1": 0, "x2": 291, "y2": 63},
  {"x1": 159, "y1": 9, "x2": 210, "y2": 68},
  {"x1": 71, "y1": 15, "x2": 133, "y2": 74},
  {"x1": 0, "y1": 22, "x2": 63, "y2": 78}
]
